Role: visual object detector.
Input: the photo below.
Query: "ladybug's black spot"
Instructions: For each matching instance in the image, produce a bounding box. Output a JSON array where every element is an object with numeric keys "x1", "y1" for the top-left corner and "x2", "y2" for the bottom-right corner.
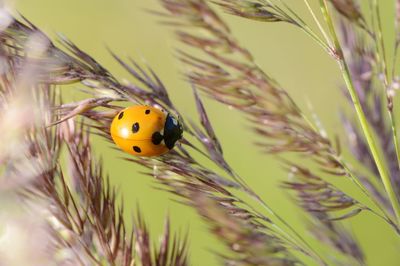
[
  {"x1": 132, "y1": 122, "x2": 140, "y2": 133},
  {"x1": 145, "y1": 109, "x2": 150, "y2": 114},
  {"x1": 133, "y1": 146, "x2": 141, "y2": 153},
  {"x1": 118, "y1": 111, "x2": 124, "y2": 120},
  {"x1": 152, "y1": 132, "x2": 163, "y2": 145}
]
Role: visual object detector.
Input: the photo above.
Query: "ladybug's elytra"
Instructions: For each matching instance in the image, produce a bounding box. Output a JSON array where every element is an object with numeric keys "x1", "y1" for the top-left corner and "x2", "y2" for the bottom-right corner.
[{"x1": 110, "y1": 105, "x2": 183, "y2": 157}]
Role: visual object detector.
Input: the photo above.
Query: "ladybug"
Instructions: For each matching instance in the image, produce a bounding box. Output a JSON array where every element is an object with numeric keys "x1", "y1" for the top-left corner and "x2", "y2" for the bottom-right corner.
[{"x1": 110, "y1": 105, "x2": 183, "y2": 157}]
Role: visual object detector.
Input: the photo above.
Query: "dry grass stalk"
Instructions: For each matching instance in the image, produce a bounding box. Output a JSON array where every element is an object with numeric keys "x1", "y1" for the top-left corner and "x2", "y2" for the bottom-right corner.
[{"x1": 0, "y1": 15, "x2": 188, "y2": 266}]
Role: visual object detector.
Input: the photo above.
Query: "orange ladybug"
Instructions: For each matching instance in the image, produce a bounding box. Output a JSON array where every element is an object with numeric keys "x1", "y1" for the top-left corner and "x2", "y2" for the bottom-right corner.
[{"x1": 110, "y1": 105, "x2": 183, "y2": 156}]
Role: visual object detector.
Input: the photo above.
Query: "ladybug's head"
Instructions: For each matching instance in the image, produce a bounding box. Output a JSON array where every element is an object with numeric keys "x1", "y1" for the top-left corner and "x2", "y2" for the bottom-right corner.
[{"x1": 163, "y1": 113, "x2": 183, "y2": 149}]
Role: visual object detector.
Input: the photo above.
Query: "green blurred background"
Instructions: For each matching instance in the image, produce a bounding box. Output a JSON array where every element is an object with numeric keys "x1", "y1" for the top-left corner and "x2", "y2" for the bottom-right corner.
[{"x1": 14, "y1": 0, "x2": 400, "y2": 265}]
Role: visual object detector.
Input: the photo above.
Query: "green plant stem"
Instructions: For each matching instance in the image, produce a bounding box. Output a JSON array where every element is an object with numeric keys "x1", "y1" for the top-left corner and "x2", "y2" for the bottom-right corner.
[
  {"x1": 371, "y1": 0, "x2": 400, "y2": 172},
  {"x1": 373, "y1": 0, "x2": 389, "y2": 81},
  {"x1": 276, "y1": 0, "x2": 332, "y2": 54},
  {"x1": 299, "y1": 0, "x2": 399, "y2": 226},
  {"x1": 302, "y1": 0, "x2": 332, "y2": 47},
  {"x1": 230, "y1": 171, "x2": 328, "y2": 265},
  {"x1": 319, "y1": 0, "x2": 400, "y2": 225},
  {"x1": 254, "y1": 195, "x2": 328, "y2": 266},
  {"x1": 337, "y1": 74, "x2": 400, "y2": 222},
  {"x1": 389, "y1": 111, "x2": 400, "y2": 171},
  {"x1": 392, "y1": 41, "x2": 400, "y2": 77},
  {"x1": 300, "y1": 111, "x2": 398, "y2": 229},
  {"x1": 341, "y1": 40, "x2": 400, "y2": 225},
  {"x1": 298, "y1": 24, "x2": 332, "y2": 55},
  {"x1": 337, "y1": 156, "x2": 399, "y2": 230}
]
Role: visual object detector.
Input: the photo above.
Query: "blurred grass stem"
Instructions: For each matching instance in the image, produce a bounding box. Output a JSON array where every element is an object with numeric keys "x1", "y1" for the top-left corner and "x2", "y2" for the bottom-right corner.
[
  {"x1": 371, "y1": 0, "x2": 400, "y2": 174},
  {"x1": 374, "y1": 0, "x2": 400, "y2": 175},
  {"x1": 319, "y1": 0, "x2": 400, "y2": 225}
]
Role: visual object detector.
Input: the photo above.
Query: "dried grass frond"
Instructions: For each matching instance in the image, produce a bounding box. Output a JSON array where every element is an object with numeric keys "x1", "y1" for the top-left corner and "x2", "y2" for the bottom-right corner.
[
  {"x1": 283, "y1": 164, "x2": 365, "y2": 263},
  {"x1": 214, "y1": 0, "x2": 296, "y2": 23},
  {"x1": 2, "y1": 0, "x2": 400, "y2": 264},
  {"x1": 156, "y1": 0, "x2": 369, "y2": 261},
  {"x1": 339, "y1": 22, "x2": 400, "y2": 217},
  {"x1": 158, "y1": 0, "x2": 346, "y2": 176},
  {"x1": 0, "y1": 13, "x2": 301, "y2": 265},
  {"x1": 0, "y1": 15, "x2": 189, "y2": 266}
]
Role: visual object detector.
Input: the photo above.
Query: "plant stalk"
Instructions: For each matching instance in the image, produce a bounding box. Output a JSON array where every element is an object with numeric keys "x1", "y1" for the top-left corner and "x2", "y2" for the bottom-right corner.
[
  {"x1": 319, "y1": 0, "x2": 400, "y2": 225},
  {"x1": 371, "y1": 0, "x2": 400, "y2": 173},
  {"x1": 340, "y1": 59, "x2": 400, "y2": 224}
]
